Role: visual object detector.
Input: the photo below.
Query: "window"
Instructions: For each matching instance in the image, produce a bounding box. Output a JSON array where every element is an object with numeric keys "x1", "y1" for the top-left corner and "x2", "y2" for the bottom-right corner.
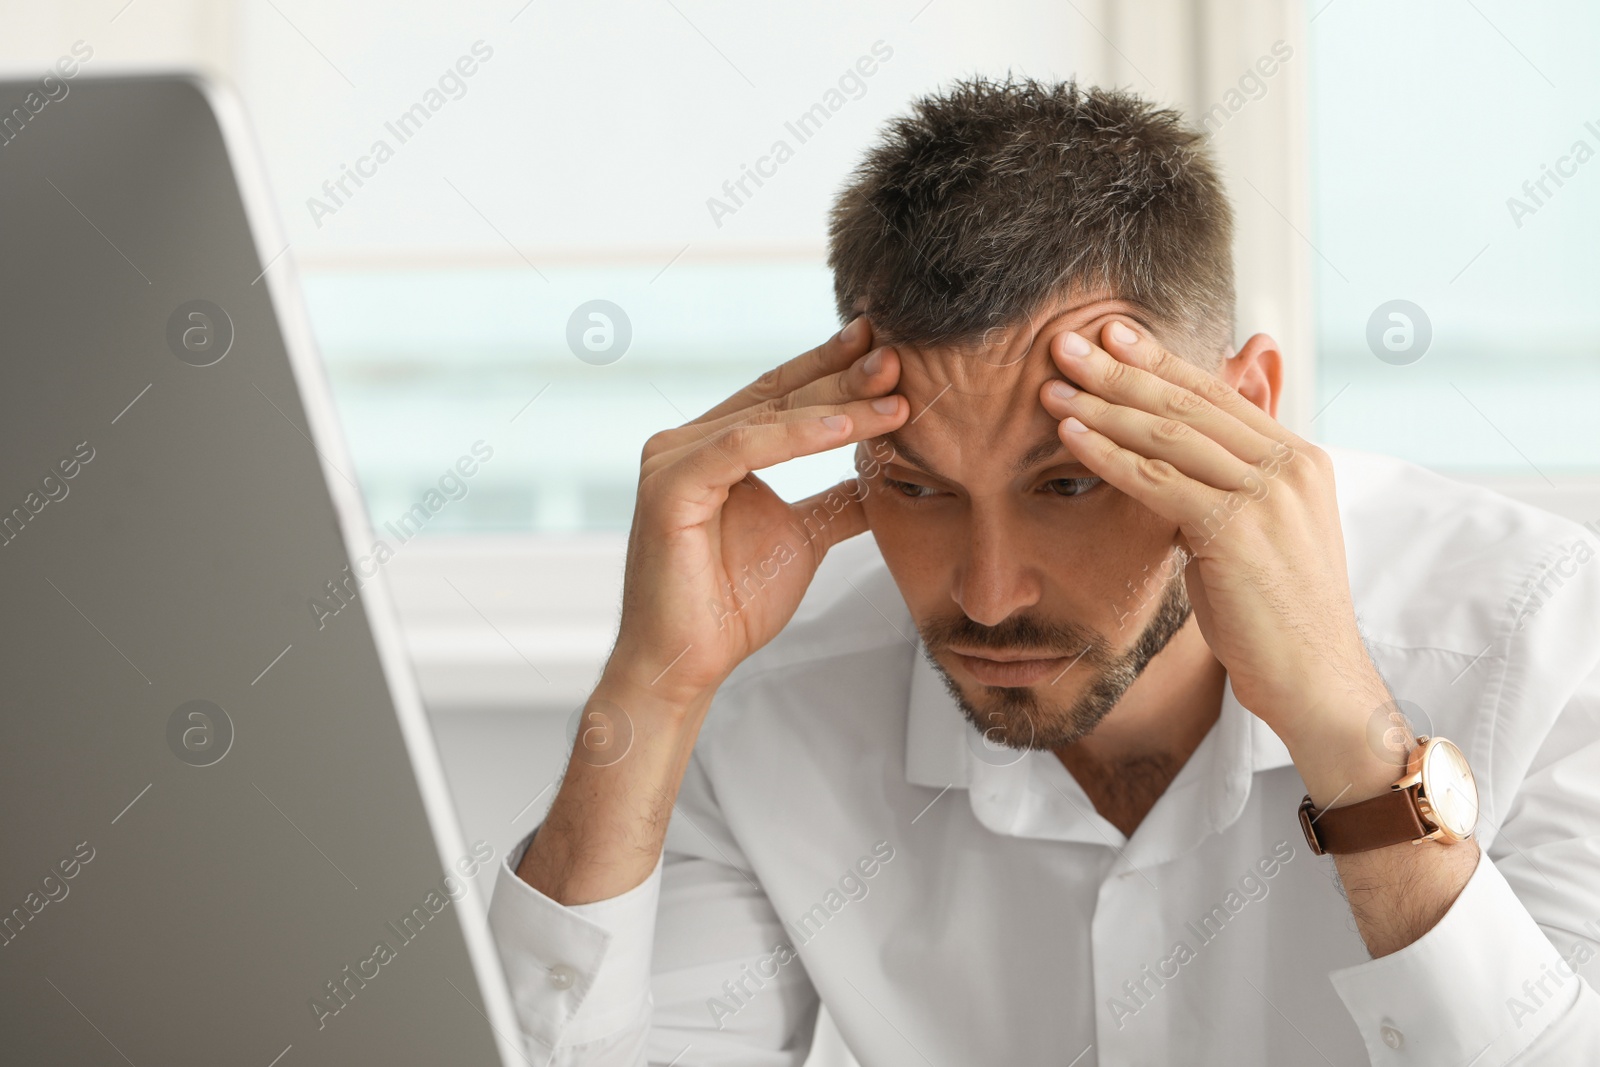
[
  {"x1": 1307, "y1": 0, "x2": 1600, "y2": 482},
  {"x1": 305, "y1": 260, "x2": 847, "y2": 534}
]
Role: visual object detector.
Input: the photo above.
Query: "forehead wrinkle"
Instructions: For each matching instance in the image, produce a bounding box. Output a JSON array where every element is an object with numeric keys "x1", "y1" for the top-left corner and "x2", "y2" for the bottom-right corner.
[
  {"x1": 894, "y1": 295, "x2": 1157, "y2": 404},
  {"x1": 881, "y1": 293, "x2": 1149, "y2": 486}
]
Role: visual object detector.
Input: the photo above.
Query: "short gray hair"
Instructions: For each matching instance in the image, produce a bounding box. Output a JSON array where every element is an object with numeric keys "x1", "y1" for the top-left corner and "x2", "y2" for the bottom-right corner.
[{"x1": 827, "y1": 76, "x2": 1236, "y2": 362}]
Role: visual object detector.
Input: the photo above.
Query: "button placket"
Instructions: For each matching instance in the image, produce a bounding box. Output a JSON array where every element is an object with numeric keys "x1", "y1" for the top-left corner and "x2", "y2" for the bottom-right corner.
[{"x1": 1092, "y1": 862, "x2": 1165, "y2": 1063}]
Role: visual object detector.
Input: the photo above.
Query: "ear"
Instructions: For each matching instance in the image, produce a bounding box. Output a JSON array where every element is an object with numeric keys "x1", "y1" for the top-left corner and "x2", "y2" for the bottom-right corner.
[{"x1": 1223, "y1": 333, "x2": 1283, "y2": 422}]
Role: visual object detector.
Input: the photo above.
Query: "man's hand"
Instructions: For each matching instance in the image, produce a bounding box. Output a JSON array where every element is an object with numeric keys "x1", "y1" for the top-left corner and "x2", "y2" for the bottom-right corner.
[
  {"x1": 1038, "y1": 318, "x2": 1477, "y2": 958},
  {"x1": 1036, "y1": 319, "x2": 1383, "y2": 775},
  {"x1": 517, "y1": 317, "x2": 907, "y2": 904},
  {"x1": 606, "y1": 315, "x2": 908, "y2": 708}
]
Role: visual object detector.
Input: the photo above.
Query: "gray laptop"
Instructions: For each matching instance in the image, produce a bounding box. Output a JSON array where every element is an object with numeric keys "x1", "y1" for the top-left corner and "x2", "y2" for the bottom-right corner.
[{"x1": 0, "y1": 74, "x2": 522, "y2": 1065}]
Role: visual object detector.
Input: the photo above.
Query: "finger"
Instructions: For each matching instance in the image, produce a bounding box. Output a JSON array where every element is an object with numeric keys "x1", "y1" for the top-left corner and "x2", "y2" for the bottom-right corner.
[
  {"x1": 656, "y1": 344, "x2": 900, "y2": 454},
  {"x1": 1039, "y1": 378, "x2": 1255, "y2": 492},
  {"x1": 786, "y1": 478, "x2": 870, "y2": 561},
  {"x1": 1050, "y1": 326, "x2": 1281, "y2": 468},
  {"x1": 1097, "y1": 319, "x2": 1304, "y2": 453},
  {"x1": 781, "y1": 343, "x2": 900, "y2": 414},
  {"x1": 656, "y1": 397, "x2": 910, "y2": 510},
  {"x1": 650, "y1": 391, "x2": 907, "y2": 474},
  {"x1": 692, "y1": 315, "x2": 876, "y2": 426},
  {"x1": 1055, "y1": 413, "x2": 1226, "y2": 531}
]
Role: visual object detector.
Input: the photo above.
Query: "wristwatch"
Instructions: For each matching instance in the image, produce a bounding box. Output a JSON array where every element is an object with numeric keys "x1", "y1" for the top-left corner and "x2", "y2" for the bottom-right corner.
[{"x1": 1298, "y1": 736, "x2": 1479, "y2": 855}]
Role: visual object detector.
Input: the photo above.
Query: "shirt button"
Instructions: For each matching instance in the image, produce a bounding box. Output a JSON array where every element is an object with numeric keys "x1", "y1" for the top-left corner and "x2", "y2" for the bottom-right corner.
[
  {"x1": 548, "y1": 964, "x2": 577, "y2": 990},
  {"x1": 1380, "y1": 1023, "x2": 1403, "y2": 1049}
]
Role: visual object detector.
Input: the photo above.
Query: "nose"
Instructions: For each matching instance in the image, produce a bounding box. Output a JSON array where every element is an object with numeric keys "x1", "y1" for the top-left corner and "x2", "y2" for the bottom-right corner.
[{"x1": 949, "y1": 510, "x2": 1041, "y2": 627}]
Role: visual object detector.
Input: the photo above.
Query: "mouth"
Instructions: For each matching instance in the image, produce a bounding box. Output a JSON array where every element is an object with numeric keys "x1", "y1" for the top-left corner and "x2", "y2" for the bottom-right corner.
[{"x1": 945, "y1": 646, "x2": 1072, "y2": 687}]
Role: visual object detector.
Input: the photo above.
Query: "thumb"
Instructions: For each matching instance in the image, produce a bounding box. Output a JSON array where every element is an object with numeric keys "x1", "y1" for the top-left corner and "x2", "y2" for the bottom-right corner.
[
  {"x1": 1181, "y1": 552, "x2": 1216, "y2": 636},
  {"x1": 787, "y1": 478, "x2": 870, "y2": 563}
]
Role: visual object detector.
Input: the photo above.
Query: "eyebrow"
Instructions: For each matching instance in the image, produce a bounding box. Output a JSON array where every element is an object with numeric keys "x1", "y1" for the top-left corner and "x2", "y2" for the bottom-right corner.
[
  {"x1": 879, "y1": 428, "x2": 1082, "y2": 482},
  {"x1": 1010, "y1": 433, "x2": 1070, "y2": 476}
]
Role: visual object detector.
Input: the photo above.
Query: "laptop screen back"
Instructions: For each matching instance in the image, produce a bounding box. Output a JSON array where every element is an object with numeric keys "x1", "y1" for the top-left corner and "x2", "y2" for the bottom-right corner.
[{"x1": 0, "y1": 74, "x2": 518, "y2": 1066}]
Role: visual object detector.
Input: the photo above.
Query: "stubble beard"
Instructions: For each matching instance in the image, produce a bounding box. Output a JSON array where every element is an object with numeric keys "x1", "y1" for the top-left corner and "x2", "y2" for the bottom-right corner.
[{"x1": 920, "y1": 572, "x2": 1193, "y2": 751}]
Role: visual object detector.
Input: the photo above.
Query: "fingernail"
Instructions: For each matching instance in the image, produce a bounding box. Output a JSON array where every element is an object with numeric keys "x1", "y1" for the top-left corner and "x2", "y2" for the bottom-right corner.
[
  {"x1": 1064, "y1": 416, "x2": 1089, "y2": 434},
  {"x1": 822, "y1": 414, "x2": 850, "y2": 432},
  {"x1": 1061, "y1": 332, "x2": 1092, "y2": 358},
  {"x1": 862, "y1": 347, "x2": 884, "y2": 375},
  {"x1": 1048, "y1": 380, "x2": 1078, "y2": 401},
  {"x1": 871, "y1": 396, "x2": 898, "y2": 414},
  {"x1": 1110, "y1": 321, "x2": 1138, "y2": 345},
  {"x1": 841, "y1": 316, "x2": 868, "y2": 347}
]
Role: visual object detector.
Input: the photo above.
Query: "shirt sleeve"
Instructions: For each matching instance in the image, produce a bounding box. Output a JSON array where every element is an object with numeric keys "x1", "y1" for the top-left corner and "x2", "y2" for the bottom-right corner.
[
  {"x1": 487, "y1": 745, "x2": 821, "y2": 1066},
  {"x1": 1328, "y1": 850, "x2": 1600, "y2": 1065},
  {"x1": 1327, "y1": 628, "x2": 1600, "y2": 1066},
  {"x1": 487, "y1": 832, "x2": 664, "y2": 1065}
]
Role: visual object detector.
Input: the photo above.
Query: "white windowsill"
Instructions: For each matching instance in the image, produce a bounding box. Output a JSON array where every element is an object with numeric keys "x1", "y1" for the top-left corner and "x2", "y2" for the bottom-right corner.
[{"x1": 385, "y1": 533, "x2": 627, "y2": 715}]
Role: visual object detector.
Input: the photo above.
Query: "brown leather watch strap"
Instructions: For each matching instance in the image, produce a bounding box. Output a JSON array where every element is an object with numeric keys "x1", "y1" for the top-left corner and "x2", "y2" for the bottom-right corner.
[{"x1": 1299, "y1": 787, "x2": 1428, "y2": 855}]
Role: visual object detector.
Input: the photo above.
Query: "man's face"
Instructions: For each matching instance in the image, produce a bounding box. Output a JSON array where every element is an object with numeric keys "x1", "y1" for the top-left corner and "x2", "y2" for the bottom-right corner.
[{"x1": 856, "y1": 295, "x2": 1206, "y2": 752}]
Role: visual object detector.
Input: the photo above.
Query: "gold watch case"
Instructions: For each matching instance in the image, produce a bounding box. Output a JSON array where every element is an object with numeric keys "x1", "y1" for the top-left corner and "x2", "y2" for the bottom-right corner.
[{"x1": 1399, "y1": 735, "x2": 1480, "y2": 843}]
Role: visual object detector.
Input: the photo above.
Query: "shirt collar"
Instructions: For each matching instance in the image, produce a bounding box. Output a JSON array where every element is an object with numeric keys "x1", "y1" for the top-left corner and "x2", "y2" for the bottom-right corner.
[{"x1": 904, "y1": 637, "x2": 1295, "y2": 846}]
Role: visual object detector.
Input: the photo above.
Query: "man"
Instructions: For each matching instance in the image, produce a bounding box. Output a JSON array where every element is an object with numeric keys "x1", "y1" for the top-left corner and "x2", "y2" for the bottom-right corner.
[{"x1": 488, "y1": 78, "x2": 1600, "y2": 1065}]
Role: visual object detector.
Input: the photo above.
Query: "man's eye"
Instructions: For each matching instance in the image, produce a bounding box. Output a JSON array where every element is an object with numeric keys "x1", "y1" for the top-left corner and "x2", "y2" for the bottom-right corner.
[
  {"x1": 883, "y1": 477, "x2": 938, "y2": 500},
  {"x1": 1044, "y1": 477, "x2": 1103, "y2": 497}
]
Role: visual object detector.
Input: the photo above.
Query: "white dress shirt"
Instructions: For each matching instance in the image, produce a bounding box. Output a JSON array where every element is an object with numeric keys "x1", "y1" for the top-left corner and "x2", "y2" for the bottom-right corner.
[{"x1": 488, "y1": 445, "x2": 1600, "y2": 1066}]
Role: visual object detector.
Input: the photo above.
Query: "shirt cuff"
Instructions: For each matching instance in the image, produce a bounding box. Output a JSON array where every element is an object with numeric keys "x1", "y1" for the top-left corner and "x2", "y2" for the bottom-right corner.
[
  {"x1": 487, "y1": 830, "x2": 664, "y2": 1055},
  {"x1": 1328, "y1": 849, "x2": 1583, "y2": 1066}
]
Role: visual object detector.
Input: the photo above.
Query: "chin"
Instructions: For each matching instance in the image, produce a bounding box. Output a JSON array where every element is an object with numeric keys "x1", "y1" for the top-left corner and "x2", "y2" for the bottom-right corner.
[{"x1": 943, "y1": 663, "x2": 1104, "y2": 751}]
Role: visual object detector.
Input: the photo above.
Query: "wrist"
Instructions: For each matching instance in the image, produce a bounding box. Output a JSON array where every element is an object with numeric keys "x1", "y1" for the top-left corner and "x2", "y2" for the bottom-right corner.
[
  {"x1": 1282, "y1": 699, "x2": 1407, "y2": 810},
  {"x1": 1289, "y1": 732, "x2": 1401, "y2": 811},
  {"x1": 519, "y1": 675, "x2": 715, "y2": 905},
  {"x1": 596, "y1": 647, "x2": 720, "y2": 728},
  {"x1": 1267, "y1": 664, "x2": 1403, "y2": 810}
]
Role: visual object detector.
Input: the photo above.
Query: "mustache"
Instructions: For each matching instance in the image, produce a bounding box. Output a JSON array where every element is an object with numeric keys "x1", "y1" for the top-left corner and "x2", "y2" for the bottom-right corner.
[{"x1": 918, "y1": 613, "x2": 1107, "y2": 662}]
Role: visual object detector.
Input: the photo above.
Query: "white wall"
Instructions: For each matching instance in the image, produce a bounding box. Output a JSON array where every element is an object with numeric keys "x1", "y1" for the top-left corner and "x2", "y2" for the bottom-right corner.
[{"x1": 5, "y1": 1, "x2": 1113, "y2": 259}]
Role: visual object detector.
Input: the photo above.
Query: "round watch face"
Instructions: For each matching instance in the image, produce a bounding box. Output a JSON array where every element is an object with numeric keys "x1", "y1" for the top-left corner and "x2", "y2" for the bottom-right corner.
[{"x1": 1422, "y1": 738, "x2": 1479, "y2": 837}]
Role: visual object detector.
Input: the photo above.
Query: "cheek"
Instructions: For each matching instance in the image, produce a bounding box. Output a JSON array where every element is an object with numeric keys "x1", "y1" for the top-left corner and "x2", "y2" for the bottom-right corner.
[
  {"x1": 1038, "y1": 495, "x2": 1181, "y2": 624},
  {"x1": 862, "y1": 493, "x2": 951, "y2": 607}
]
